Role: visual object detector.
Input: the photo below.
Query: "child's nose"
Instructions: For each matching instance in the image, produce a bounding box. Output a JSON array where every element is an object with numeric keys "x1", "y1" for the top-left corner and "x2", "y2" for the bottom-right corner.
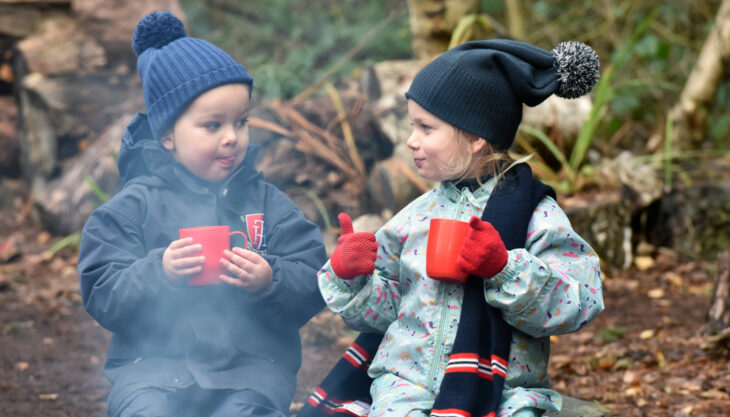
[
  {"x1": 406, "y1": 131, "x2": 419, "y2": 149},
  {"x1": 221, "y1": 126, "x2": 238, "y2": 145}
]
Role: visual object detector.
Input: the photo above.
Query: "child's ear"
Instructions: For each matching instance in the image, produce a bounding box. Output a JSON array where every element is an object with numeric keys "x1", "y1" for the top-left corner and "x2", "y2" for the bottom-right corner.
[
  {"x1": 469, "y1": 136, "x2": 487, "y2": 154},
  {"x1": 161, "y1": 132, "x2": 175, "y2": 151}
]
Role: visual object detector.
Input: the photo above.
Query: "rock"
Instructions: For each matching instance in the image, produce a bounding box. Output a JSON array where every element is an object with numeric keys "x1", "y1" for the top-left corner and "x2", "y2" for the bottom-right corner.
[{"x1": 544, "y1": 396, "x2": 607, "y2": 417}]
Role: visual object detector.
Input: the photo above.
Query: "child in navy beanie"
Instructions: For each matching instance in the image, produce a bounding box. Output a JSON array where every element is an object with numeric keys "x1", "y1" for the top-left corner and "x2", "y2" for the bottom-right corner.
[
  {"x1": 78, "y1": 11, "x2": 327, "y2": 417},
  {"x1": 309, "y1": 39, "x2": 604, "y2": 417}
]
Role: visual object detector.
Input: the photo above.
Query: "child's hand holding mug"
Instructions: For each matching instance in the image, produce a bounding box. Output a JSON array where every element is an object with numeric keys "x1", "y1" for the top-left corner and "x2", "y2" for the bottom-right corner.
[
  {"x1": 219, "y1": 248, "x2": 273, "y2": 293},
  {"x1": 331, "y1": 213, "x2": 378, "y2": 279},
  {"x1": 162, "y1": 237, "x2": 205, "y2": 284},
  {"x1": 456, "y1": 216, "x2": 508, "y2": 279}
]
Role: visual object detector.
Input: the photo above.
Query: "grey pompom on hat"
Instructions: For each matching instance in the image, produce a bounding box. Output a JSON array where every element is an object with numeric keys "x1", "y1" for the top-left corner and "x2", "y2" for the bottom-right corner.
[{"x1": 405, "y1": 39, "x2": 600, "y2": 150}]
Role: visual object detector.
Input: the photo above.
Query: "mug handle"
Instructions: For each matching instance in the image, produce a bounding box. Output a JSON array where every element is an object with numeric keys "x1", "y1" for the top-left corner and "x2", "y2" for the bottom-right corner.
[{"x1": 229, "y1": 230, "x2": 249, "y2": 249}]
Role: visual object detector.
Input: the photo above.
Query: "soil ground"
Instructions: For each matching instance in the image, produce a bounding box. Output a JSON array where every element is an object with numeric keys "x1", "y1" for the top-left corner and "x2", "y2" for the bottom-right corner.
[{"x1": 1, "y1": 210, "x2": 729, "y2": 417}]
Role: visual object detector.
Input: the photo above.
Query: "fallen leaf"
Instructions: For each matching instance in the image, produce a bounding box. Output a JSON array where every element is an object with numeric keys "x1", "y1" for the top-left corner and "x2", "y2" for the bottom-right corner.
[
  {"x1": 622, "y1": 370, "x2": 637, "y2": 384},
  {"x1": 38, "y1": 393, "x2": 58, "y2": 400},
  {"x1": 647, "y1": 288, "x2": 664, "y2": 299},
  {"x1": 42, "y1": 337, "x2": 54, "y2": 345},
  {"x1": 639, "y1": 329, "x2": 655, "y2": 339},
  {"x1": 36, "y1": 232, "x2": 51, "y2": 245},
  {"x1": 634, "y1": 256, "x2": 654, "y2": 271},
  {"x1": 15, "y1": 361, "x2": 29, "y2": 371},
  {"x1": 664, "y1": 271, "x2": 683, "y2": 287},
  {"x1": 700, "y1": 389, "x2": 729, "y2": 399}
]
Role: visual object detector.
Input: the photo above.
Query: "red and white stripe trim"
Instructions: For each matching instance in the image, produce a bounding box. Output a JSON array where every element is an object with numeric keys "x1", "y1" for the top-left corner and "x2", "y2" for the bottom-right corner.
[
  {"x1": 444, "y1": 353, "x2": 507, "y2": 380},
  {"x1": 306, "y1": 387, "x2": 327, "y2": 407},
  {"x1": 343, "y1": 342, "x2": 371, "y2": 370},
  {"x1": 431, "y1": 407, "x2": 472, "y2": 417}
]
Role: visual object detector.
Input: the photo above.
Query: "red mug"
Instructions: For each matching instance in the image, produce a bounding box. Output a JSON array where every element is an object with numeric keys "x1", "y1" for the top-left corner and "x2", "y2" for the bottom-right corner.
[
  {"x1": 426, "y1": 218, "x2": 470, "y2": 283},
  {"x1": 179, "y1": 226, "x2": 248, "y2": 286}
]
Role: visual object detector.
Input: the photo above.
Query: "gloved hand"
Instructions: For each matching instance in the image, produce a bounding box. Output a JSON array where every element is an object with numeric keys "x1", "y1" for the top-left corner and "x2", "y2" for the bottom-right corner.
[
  {"x1": 330, "y1": 213, "x2": 378, "y2": 279},
  {"x1": 456, "y1": 216, "x2": 508, "y2": 279}
]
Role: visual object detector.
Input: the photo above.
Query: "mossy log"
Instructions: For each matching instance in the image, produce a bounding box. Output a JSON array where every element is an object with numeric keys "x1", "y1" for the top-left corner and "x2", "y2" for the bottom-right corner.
[{"x1": 644, "y1": 181, "x2": 730, "y2": 259}]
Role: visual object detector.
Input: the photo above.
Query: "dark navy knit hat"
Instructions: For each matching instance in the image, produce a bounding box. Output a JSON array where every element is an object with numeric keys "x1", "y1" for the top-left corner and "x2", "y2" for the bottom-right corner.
[
  {"x1": 405, "y1": 39, "x2": 599, "y2": 150},
  {"x1": 132, "y1": 11, "x2": 254, "y2": 139}
]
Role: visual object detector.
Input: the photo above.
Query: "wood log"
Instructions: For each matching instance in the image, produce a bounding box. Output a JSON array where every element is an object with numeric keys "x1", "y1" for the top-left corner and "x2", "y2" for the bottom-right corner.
[
  {"x1": 15, "y1": 76, "x2": 56, "y2": 190},
  {"x1": 71, "y1": 0, "x2": 185, "y2": 68},
  {"x1": 16, "y1": 13, "x2": 106, "y2": 75},
  {"x1": 706, "y1": 250, "x2": 730, "y2": 336},
  {"x1": 16, "y1": 71, "x2": 141, "y2": 189},
  {"x1": 0, "y1": 0, "x2": 70, "y2": 3},
  {"x1": 0, "y1": 4, "x2": 45, "y2": 37},
  {"x1": 0, "y1": 96, "x2": 20, "y2": 178},
  {"x1": 34, "y1": 114, "x2": 127, "y2": 235}
]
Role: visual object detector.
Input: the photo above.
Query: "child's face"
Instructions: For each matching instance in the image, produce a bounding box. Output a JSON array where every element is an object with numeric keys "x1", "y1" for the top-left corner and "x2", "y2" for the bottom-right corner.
[
  {"x1": 163, "y1": 83, "x2": 251, "y2": 183},
  {"x1": 406, "y1": 100, "x2": 485, "y2": 181}
]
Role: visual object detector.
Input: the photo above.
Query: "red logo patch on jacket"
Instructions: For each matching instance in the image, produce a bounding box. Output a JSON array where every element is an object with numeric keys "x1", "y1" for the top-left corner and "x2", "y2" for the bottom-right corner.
[{"x1": 245, "y1": 213, "x2": 265, "y2": 250}]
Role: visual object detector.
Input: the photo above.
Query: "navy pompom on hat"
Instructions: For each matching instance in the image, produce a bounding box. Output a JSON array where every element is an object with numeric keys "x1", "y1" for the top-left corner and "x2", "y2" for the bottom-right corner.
[
  {"x1": 405, "y1": 39, "x2": 599, "y2": 150},
  {"x1": 133, "y1": 11, "x2": 254, "y2": 139}
]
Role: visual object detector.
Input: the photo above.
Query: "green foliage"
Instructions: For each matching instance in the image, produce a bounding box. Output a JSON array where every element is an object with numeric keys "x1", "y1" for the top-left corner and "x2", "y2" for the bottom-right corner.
[
  {"x1": 597, "y1": 325, "x2": 627, "y2": 343},
  {"x1": 512, "y1": 1, "x2": 726, "y2": 193},
  {"x1": 517, "y1": 9, "x2": 658, "y2": 194},
  {"x1": 180, "y1": 0, "x2": 412, "y2": 99},
  {"x1": 3, "y1": 321, "x2": 30, "y2": 335}
]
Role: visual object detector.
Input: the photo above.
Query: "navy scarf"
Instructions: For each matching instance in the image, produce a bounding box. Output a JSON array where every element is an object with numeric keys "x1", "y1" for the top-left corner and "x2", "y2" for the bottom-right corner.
[{"x1": 300, "y1": 164, "x2": 554, "y2": 417}]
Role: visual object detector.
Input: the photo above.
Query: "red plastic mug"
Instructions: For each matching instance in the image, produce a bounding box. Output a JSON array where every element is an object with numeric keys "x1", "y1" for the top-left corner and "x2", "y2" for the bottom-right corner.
[
  {"x1": 179, "y1": 226, "x2": 248, "y2": 286},
  {"x1": 426, "y1": 218, "x2": 470, "y2": 283}
]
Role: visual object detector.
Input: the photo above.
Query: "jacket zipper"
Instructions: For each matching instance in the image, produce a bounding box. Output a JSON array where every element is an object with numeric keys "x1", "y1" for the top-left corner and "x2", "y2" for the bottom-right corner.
[
  {"x1": 427, "y1": 282, "x2": 451, "y2": 391},
  {"x1": 427, "y1": 187, "x2": 468, "y2": 390}
]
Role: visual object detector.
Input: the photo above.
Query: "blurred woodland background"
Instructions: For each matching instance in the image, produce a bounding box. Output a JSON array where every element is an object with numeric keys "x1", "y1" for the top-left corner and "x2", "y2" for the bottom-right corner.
[{"x1": 1, "y1": 1, "x2": 730, "y2": 416}]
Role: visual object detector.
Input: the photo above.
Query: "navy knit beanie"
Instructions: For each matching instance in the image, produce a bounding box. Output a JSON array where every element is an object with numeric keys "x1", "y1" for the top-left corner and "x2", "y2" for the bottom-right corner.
[
  {"x1": 405, "y1": 39, "x2": 599, "y2": 150},
  {"x1": 132, "y1": 11, "x2": 254, "y2": 139}
]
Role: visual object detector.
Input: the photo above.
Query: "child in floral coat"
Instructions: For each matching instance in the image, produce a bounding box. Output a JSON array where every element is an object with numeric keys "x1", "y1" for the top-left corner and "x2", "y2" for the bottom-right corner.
[{"x1": 311, "y1": 39, "x2": 605, "y2": 417}]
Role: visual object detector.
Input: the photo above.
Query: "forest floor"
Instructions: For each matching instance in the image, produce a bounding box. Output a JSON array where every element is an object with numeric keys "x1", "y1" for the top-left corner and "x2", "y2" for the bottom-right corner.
[{"x1": 1, "y1": 199, "x2": 729, "y2": 417}]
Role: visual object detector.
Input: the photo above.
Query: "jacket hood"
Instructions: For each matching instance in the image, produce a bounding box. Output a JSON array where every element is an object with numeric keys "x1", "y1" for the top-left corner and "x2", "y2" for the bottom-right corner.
[{"x1": 117, "y1": 113, "x2": 261, "y2": 189}]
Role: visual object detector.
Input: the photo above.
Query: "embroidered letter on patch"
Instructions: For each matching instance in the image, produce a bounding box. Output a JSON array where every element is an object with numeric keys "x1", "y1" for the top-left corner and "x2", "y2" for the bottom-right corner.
[{"x1": 245, "y1": 213, "x2": 264, "y2": 250}]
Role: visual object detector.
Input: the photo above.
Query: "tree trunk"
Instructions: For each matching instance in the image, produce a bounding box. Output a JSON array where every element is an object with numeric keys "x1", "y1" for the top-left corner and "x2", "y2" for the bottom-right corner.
[
  {"x1": 405, "y1": 0, "x2": 480, "y2": 58},
  {"x1": 504, "y1": 0, "x2": 527, "y2": 40},
  {"x1": 668, "y1": 0, "x2": 730, "y2": 150}
]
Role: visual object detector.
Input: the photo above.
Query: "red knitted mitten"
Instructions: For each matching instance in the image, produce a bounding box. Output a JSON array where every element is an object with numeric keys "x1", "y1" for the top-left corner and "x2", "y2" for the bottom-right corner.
[
  {"x1": 456, "y1": 216, "x2": 509, "y2": 279},
  {"x1": 330, "y1": 213, "x2": 378, "y2": 279}
]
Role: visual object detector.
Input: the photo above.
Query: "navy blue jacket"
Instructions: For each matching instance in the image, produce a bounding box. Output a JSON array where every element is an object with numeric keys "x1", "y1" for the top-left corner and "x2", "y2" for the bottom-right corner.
[{"x1": 78, "y1": 113, "x2": 327, "y2": 412}]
